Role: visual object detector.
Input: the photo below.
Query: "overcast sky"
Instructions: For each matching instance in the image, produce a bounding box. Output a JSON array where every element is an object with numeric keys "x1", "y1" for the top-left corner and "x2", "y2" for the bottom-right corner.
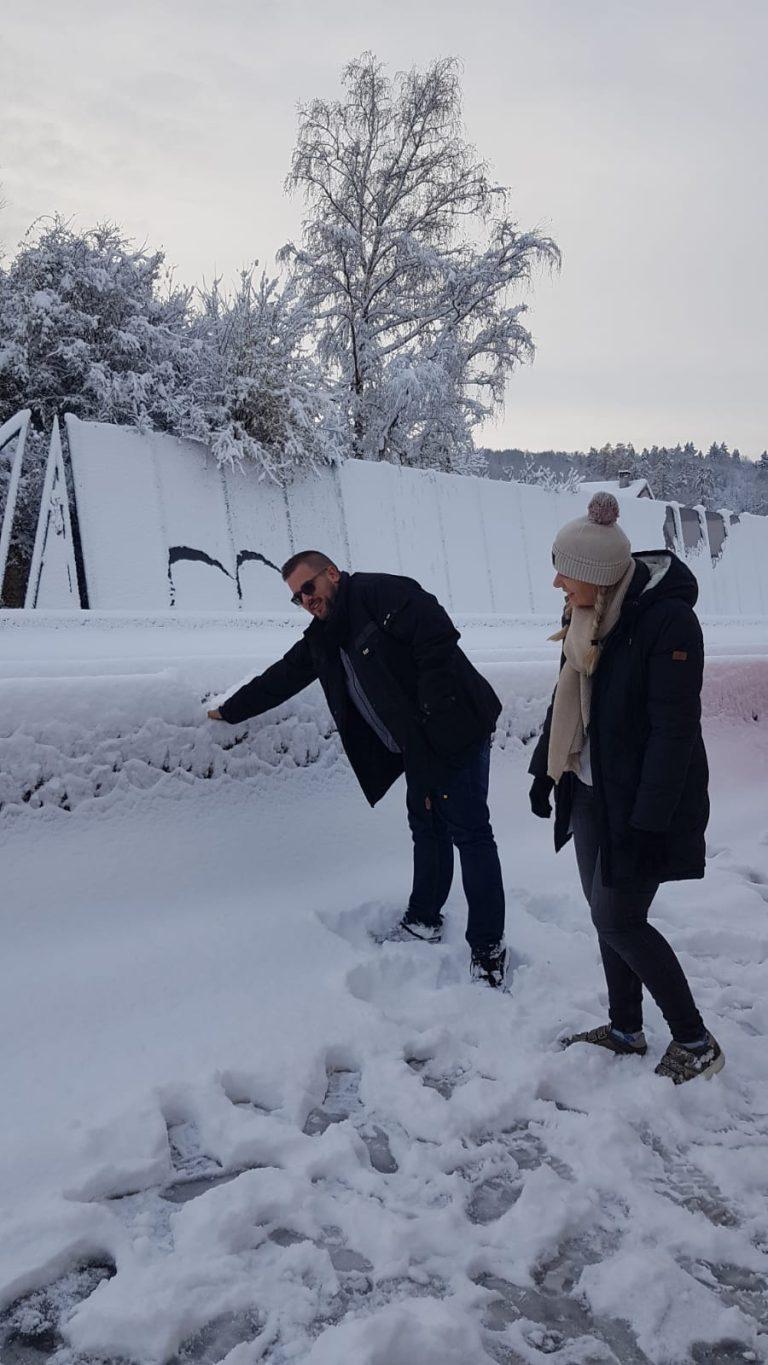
[{"x1": 1, "y1": 0, "x2": 766, "y2": 456}]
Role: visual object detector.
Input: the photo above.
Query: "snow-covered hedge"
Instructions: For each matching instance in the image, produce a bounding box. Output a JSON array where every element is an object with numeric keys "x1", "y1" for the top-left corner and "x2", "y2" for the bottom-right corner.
[{"x1": 1, "y1": 659, "x2": 765, "y2": 818}]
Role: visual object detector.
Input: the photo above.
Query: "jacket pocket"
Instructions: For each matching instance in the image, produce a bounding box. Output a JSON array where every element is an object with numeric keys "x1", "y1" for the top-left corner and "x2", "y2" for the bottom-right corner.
[{"x1": 422, "y1": 697, "x2": 479, "y2": 757}]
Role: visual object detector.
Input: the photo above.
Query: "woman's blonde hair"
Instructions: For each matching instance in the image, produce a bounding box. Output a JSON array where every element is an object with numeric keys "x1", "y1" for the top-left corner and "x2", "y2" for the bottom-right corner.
[{"x1": 549, "y1": 587, "x2": 610, "y2": 675}]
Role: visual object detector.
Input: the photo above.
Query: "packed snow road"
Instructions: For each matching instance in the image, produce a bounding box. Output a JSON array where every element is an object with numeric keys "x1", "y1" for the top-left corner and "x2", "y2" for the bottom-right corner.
[{"x1": 1, "y1": 638, "x2": 767, "y2": 1363}]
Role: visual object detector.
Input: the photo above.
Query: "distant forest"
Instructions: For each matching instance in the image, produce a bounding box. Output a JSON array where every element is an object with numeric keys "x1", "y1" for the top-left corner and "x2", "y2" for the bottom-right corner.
[{"x1": 481, "y1": 443, "x2": 768, "y2": 515}]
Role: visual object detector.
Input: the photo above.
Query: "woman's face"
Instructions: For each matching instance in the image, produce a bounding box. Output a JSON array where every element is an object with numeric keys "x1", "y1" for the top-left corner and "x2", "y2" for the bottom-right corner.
[{"x1": 553, "y1": 572, "x2": 599, "y2": 609}]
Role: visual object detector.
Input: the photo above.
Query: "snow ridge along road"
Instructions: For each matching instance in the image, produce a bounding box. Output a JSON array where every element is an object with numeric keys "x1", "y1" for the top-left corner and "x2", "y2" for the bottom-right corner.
[{"x1": 0, "y1": 629, "x2": 767, "y2": 1363}]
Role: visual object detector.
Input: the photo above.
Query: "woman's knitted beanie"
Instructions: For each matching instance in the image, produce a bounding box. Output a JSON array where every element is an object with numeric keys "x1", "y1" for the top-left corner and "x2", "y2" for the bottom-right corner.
[{"x1": 552, "y1": 492, "x2": 633, "y2": 587}]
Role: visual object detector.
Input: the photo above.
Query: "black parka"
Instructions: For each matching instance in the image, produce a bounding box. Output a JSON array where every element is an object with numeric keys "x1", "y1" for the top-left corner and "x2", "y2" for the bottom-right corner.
[
  {"x1": 220, "y1": 571, "x2": 502, "y2": 805},
  {"x1": 528, "y1": 552, "x2": 709, "y2": 888}
]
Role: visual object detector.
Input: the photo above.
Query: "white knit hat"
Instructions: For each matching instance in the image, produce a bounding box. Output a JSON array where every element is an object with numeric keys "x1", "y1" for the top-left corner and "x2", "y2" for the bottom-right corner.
[{"x1": 552, "y1": 492, "x2": 633, "y2": 587}]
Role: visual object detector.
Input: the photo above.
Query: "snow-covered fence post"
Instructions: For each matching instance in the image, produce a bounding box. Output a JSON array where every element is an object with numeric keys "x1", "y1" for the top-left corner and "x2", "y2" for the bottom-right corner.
[{"x1": 0, "y1": 409, "x2": 31, "y2": 606}]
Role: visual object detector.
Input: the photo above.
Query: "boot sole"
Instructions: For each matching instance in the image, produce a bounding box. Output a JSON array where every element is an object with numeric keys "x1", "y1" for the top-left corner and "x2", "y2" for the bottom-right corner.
[
  {"x1": 700, "y1": 1050, "x2": 726, "y2": 1080},
  {"x1": 562, "y1": 1037, "x2": 647, "y2": 1057}
]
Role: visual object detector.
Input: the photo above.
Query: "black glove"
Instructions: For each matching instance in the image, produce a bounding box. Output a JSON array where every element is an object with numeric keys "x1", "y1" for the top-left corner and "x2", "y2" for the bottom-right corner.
[{"x1": 529, "y1": 774, "x2": 554, "y2": 819}]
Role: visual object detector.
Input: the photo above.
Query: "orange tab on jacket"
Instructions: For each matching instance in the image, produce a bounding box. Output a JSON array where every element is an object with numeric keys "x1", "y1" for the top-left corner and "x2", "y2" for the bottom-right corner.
[{"x1": 672, "y1": 650, "x2": 688, "y2": 661}]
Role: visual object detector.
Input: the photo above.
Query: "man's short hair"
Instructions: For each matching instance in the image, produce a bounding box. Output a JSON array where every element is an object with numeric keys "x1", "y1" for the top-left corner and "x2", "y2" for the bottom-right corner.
[{"x1": 281, "y1": 550, "x2": 337, "y2": 581}]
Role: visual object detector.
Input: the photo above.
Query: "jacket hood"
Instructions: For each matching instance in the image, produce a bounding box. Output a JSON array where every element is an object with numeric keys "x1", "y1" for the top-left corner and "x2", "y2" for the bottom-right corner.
[{"x1": 627, "y1": 551, "x2": 699, "y2": 612}]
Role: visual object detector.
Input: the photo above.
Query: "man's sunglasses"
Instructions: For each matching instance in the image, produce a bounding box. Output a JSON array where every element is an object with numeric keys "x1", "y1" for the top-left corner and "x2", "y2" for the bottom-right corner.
[{"x1": 290, "y1": 571, "x2": 327, "y2": 607}]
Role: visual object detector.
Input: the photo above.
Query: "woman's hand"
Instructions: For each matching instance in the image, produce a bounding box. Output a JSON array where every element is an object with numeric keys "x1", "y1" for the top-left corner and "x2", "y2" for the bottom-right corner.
[
  {"x1": 631, "y1": 826, "x2": 667, "y2": 873},
  {"x1": 529, "y1": 774, "x2": 554, "y2": 819}
]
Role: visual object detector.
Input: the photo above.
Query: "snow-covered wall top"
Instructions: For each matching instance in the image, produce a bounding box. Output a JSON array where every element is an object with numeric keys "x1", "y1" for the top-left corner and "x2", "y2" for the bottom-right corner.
[{"x1": 28, "y1": 416, "x2": 768, "y2": 616}]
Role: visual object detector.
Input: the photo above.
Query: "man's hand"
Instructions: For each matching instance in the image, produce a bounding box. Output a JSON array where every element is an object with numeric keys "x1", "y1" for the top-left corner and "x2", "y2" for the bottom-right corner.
[{"x1": 207, "y1": 708, "x2": 223, "y2": 720}]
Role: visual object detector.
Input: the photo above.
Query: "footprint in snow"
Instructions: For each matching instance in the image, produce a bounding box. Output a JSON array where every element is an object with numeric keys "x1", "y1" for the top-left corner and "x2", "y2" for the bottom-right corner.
[
  {"x1": 303, "y1": 1062, "x2": 398, "y2": 1174},
  {"x1": 736, "y1": 865, "x2": 768, "y2": 902},
  {"x1": 95, "y1": 1108, "x2": 270, "y2": 1209},
  {"x1": 689, "y1": 1342, "x2": 761, "y2": 1364},
  {"x1": 475, "y1": 1261, "x2": 651, "y2": 1364},
  {"x1": 162, "y1": 1117, "x2": 267, "y2": 1205},
  {"x1": 0, "y1": 1261, "x2": 116, "y2": 1364},
  {"x1": 168, "y1": 1309, "x2": 263, "y2": 1364},
  {"x1": 687, "y1": 1262, "x2": 768, "y2": 1333},
  {"x1": 463, "y1": 1121, "x2": 573, "y2": 1225},
  {"x1": 637, "y1": 1125, "x2": 739, "y2": 1229},
  {"x1": 405, "y1": 1055, "x2": 475, "y2": 1099},
  {"x1": 515, "y1": 886, "x2": 590, "y2": 936},
  {"x1": 316, "y1": 900, "x2": 404, "y2": 949}
]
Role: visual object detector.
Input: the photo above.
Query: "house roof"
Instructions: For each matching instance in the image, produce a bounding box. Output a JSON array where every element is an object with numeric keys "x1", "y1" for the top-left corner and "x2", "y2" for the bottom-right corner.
[{"x1": 578, "y1": 478, "x2": 654, "y2": 499}]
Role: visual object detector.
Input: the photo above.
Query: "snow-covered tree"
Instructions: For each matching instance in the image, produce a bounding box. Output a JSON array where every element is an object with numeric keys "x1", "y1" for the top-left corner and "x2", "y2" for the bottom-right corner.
[
  {"x1": 0, "y1": 217, "x2": 194, "y2": 433},
  {"x1": 505, "y1": 453, "x2": 582, "y2": 493},
  {"x1": 280, "y1": 53, "x2": 559, "y2": 471},
  {"x1": 183, "y1": 268, "x2": 342, "y2": 481},
  {"x1": 0, "y1": 217, "x2": 197, "y2": 602}
]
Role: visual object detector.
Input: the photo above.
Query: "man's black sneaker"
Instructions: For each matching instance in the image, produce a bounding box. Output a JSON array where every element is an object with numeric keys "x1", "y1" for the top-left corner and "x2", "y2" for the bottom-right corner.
[
  {"x1": 562, "y1": 1024, "x2": 648, "y2": 1056},
  {"x1": 470, "y1": 942, "x2": 507, "y2": 988},
  {"x1": 654, "y1": 1032, "x2": 725, "y2": 1084},
  {"x1": 398, "y1": 914, "x2": 444, "y2": 944}
]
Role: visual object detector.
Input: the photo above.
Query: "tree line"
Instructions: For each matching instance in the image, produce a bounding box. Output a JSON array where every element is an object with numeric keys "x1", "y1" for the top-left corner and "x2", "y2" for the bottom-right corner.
[{"x1": 483, "y1": 443, "x2": 768, "y2": 515}]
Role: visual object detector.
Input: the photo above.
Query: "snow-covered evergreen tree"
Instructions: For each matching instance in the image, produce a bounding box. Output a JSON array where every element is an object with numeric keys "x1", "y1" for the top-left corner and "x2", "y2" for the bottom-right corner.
[{"x1": 280, "y1": 54, "x2": 559, "y2": 472}]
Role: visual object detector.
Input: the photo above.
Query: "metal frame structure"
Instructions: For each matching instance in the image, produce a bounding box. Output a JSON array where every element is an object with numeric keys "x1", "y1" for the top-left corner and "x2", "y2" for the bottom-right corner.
[
  {"x1": 0, "y1": 409, "x2": 31, "y2": 604},
  {"x1": 25, "y1": 417, "x2": 81, "y2": 608}
]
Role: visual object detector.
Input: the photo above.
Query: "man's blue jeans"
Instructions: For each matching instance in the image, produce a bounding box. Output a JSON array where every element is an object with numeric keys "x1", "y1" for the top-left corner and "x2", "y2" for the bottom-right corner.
[{"x1": 405, "y1": 738, "x2": 505, "y2": 951}]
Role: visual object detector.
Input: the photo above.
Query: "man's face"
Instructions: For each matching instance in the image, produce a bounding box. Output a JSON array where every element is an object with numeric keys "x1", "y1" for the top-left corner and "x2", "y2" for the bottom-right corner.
[
  {"x1": 553, "y1": 572, "x2": 598, "y2": 610},
  {"x1": 286, "y1": 561, "x2": 341, "y2": 620}
]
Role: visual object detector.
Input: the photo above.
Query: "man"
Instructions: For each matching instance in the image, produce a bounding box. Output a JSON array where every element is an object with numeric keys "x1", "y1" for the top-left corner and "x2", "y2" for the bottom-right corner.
[{"x1": 208, "y1": 551, "x2": 507, "y2": 986}]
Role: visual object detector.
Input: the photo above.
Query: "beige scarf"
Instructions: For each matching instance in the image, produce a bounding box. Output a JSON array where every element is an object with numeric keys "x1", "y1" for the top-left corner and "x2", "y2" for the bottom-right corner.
[{"x1": 547, "y1": 561, "x2": 636, "y2": 782}]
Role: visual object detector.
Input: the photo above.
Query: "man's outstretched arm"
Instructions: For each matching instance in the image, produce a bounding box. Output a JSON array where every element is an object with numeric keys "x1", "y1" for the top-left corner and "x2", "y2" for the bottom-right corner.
[{"x1": 207, "y1": 637, "x2": 318, "y2": 723}]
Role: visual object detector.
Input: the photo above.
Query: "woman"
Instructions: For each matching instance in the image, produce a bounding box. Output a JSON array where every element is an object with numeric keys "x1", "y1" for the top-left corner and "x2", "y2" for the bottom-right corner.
[{"x1": 528, "y1": 492, "x2": 724, "y2": 1084}]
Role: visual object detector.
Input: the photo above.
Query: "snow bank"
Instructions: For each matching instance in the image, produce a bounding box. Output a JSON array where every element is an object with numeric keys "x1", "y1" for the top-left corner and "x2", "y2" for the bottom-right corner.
[
  {"x1": 0, "y1": 670, "x2": 199, "y2": 735},
  {"x1": 1, "y1": 657, "x2": 765, "y2": 818},
  {"x1": 700, "y1": 657, "x2": 768, "y2": 723}
]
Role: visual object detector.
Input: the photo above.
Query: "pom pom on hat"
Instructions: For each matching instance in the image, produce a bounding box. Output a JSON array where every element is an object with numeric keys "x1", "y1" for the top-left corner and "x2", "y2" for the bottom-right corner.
[{"x1": 587, "y1": 491, "x2": 620, "y2": 526}]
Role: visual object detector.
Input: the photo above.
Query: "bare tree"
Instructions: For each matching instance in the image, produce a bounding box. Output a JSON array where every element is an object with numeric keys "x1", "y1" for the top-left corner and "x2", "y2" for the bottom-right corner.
[{"x1": 280, "y1": 54, "x2": 560, "y2": 471}]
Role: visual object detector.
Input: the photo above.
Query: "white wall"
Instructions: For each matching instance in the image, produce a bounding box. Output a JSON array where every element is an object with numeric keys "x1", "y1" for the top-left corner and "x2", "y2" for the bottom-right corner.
[{"x1": 27, "y1": 417, "x2": 768, "y2": 616}]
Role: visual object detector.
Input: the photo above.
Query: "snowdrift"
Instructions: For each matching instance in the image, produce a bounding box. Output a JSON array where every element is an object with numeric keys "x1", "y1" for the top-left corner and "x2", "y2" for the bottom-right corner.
[{"x1": 1, "y1": 657, "x2": 765, "y2": 817}]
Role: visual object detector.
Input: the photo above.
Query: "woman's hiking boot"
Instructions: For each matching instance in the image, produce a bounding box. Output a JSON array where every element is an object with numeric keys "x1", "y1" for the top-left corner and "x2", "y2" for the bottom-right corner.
[
  {"x1": 562, "y1": 1023, "x2": 648, "y2": 1056},
  {"x1": 654, "y1": 1032, "x2": 724, "y2": 1084}
]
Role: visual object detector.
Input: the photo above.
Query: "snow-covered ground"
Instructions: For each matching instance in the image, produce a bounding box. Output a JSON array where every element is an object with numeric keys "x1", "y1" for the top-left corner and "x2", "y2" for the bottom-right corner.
[{"x1": 1, "y1": 615, "x2": 768, "y2": 1365}]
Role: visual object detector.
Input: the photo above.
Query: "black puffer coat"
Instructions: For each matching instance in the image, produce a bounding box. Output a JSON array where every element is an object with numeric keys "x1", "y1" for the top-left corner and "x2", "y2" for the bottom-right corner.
[
  {"x1": 220, "y1": 571, "x2": 501, "y2": 805},
  {"x1": 529, "y1": 552, "x2": 709, "y2": 888}
]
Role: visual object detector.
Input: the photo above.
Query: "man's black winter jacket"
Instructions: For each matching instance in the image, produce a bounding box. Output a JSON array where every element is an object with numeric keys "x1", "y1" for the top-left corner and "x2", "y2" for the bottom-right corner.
[
  {"x1": 220, "y1": 571, "x2": 502, "y2": 805},
  {"x1": 529, "y1": 552, "x2": 709, "y2": 888}
]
